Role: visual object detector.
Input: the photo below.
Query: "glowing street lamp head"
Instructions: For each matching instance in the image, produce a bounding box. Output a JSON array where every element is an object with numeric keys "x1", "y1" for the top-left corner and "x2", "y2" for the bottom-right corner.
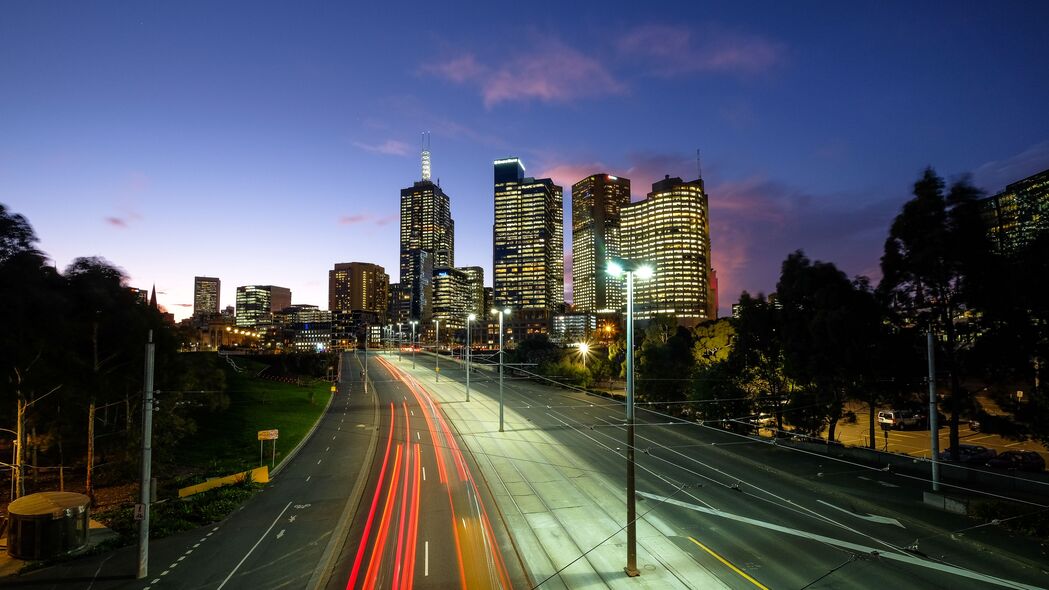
[
  {"x1": 578, "y1": 342, "x2": 590, "y2": 354},
  {"x1": 635, "y1": 264, "x2": 655, "y2": 280},
  {"x1": 606, "y1": 260, "x2": 625, "y2": 277},
  {"x1": 467, "y1": 313, "x2": 476, "y2": 322}
]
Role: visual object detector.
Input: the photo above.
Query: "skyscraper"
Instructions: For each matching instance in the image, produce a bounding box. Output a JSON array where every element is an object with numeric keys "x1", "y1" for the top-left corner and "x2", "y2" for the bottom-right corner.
[
  {"x1": 622, "y1": 175, "x2": 711, "y2": 326},
  {"x1": 432, "y1": 267, "x2": 470, "y2": 332},
  {"x1": 193, "y1": 276, "x2": 221, "y2": 318},
  {"x1": 400, "y1": 136, "x2": 454, "y2": 322},
  {"x1": 457, "y1": 266, "x2": 485, "y2": 317},
  {"x1": 235, "y1": 285, "x2": 292, "y2": 328},
  {"x1": 493, "y1": 157, "x2": 564, "y2": 313},
  {"x1": 980, "y1": 167, "x2": 1049, "y2": 255},
  {"x1": 571, "y1": 174, "x2": 631, "y2": 313},
  {"x1": 329, "y1": 262, "x2": 389, "y2": 315}
]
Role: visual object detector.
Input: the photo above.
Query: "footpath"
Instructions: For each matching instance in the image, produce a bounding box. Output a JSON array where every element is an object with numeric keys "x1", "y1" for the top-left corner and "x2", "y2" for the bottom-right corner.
[{"x1": 391, "y1": 351, "x2": 730, "y2": 590}]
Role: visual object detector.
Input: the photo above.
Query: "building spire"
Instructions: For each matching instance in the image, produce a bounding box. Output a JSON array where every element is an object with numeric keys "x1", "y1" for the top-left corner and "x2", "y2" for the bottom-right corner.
[
  {"x1": 149, "y1": 284, "x2": 158, "y2": 309},
  {"x1": 421, "y1": 131, "x2": 432, "y2": 181}
]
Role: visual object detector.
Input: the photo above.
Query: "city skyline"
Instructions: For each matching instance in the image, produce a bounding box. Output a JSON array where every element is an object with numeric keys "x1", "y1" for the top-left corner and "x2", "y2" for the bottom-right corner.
[{"x1": 3, "y1": 2, "x2": 1049, "y2": 322}]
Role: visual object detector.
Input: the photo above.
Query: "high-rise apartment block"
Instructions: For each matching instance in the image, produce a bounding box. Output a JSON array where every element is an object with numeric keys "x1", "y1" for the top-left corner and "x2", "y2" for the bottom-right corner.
[
  {"x1": 622, "y1": 175, "x2": 711, "y2": 327},
  {"x1": 235, "y1": 285, "x2": 291, "y2": 328},
  {"x1": 492, "y1": 157, "x2": 564, "y2": 312},
  {"x1": 400, "y1": 140, "x2": 454, "y2": 323},
  {"x1": 329, "y1": 262, "x2": 389, "y2": 315},
  {"x1": 572, "y1": 174, "x2": 631, "y2": 313},
  {"x1": 981, "y1": 167, "x2": 1049, "y2": 255},
  {"x1": 193, "y1": 276, "x2": 221, "y2": 318}
]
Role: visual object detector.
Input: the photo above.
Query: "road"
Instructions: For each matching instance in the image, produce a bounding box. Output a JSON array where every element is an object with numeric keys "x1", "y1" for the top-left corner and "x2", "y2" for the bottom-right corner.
[
  {"x1": 396, "y1": 351, "x2": 1049, "y2": 590},
  {"x1": 321, "y1": 352, "x2": 526, "y2": 589}
]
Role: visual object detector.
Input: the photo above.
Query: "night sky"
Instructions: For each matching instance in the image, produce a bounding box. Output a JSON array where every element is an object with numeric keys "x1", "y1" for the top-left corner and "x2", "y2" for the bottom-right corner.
[{"x1": 3, "y1": 1, "x2": 1047, "y2": 321}]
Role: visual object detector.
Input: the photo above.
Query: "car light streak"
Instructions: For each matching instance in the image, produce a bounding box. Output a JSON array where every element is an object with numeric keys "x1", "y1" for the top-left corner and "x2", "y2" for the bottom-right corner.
[
  {"x1": 392, "y1": 404, "x2": 411, "y2": 590},
  {"x1": 362, "y1": 444, "x2": 402, "y2": 590},
  {"x1": 346, "y1": 402, "x2": 396, "y2": 590}
]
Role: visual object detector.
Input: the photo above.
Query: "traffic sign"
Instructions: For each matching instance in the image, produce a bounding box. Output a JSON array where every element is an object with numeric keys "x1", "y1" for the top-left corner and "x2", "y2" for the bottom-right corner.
[
  {"x1": 258, "y1": 429, "x2": 279, "y2": 441},
  {"x1": 134, "y1": 503, "x2": 145, "y2": 521}
]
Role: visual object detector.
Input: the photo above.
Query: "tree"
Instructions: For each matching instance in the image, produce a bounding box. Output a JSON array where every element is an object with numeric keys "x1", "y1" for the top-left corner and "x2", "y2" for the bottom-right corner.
[
  {"x1": 879, "y1": 169, "x2": 989, "y2": 458},
  {"x1": 693, "y1": 318, "x2": 734, "y2": 368},
  {"x1": 636, "y1": 325, "x2": 694, "y2": 407},
  {"x1": 728, "y1": 292, "x2": 791, "y2": 432}
]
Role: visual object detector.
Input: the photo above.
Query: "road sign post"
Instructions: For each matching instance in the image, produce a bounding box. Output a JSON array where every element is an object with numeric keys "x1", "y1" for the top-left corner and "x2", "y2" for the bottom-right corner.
[{"x1": 258, "y1": 430, "x2": 279, "y2": 468}]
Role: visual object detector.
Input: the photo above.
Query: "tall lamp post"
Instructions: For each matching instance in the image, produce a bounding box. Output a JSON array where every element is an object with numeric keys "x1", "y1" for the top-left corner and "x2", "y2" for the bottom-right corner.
[
  {"x1": 433, "y1": 319, "x2": 440, "y2": 382},
  {"x1": 397, "y1": 322, "x2": 404, "y2": 362},
  {"x1": 578, "y1": 342, "x2": 590, "y2": 369},
  {"x1": 410, "y1": 320, "x2": 418, "y2": 369},
  {"x1": 491, "y1": 307, "x2": 511, "y2": 432},
  {"x1": 466, "y1": 313, "x2": 476, "y2": 401},
  {"x1": 607, "y1": 259, "x2": 653, "y2": 579}
]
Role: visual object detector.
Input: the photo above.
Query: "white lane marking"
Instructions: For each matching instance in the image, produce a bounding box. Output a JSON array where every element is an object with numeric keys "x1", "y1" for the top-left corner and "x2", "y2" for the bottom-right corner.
[
  {"x1": 161, "y1": 570, "x2": 170, "y2": 576},
  {"x1": 206, "y1": 532, "x2": 213, "y2": 537},
  {"x1": 193, "y1": 543, "x2": 200, "y2": 548},
  {"x1": 306, "y1": 475, "x2": 311, "y2": 482},
  {"x1": 216, "y1": 501, "x2": 293, "y2": 590},
  {"x1": 338, "y1": 426, "x2": 341, "y2": 431},
  {"x1": 816, "y1": 500, "x2": 904, "y2": 528},
  {"x1": 425, "y1": 541, "x2": 429, "y2": 576},
  {"x1": 410, "y1": 410, "x2": 415, "y2": 416},
  {"x1": 879, "y1": 481, "x2": 900, "y2": 488},
  {"x1": 152, "y1": 579, "x2": 160, "y2": 584},
  {"x1": 637, "y1": 491, "x2": 1041, "y2": 590},
  {"x1": 170, "y1": 562, "x2": 179, "y2": 569},
  {"x1": 326, "y1": 446, "x2": 330, "y2": 452},
  {"x1": 276, "y1": 529, "x2": 285, "y2": 539},
  {"x1": 461, "y1": 517, "x2": 466, "y2": 527},
  {"x1": 422, "y1": 467, "x2": 426, "y2": 481},
  {"x1": 332, "y1": 434, "x2": 336, "y2": 440},
  {"x1": 416, "y1": 431, "x2": 420, "y2": 440},
  {"x1": 213, "y1": 527, "x2": 219, "y2": 532},
  {"x1": 177, "y1": 556, "x2": 186, "y2": 562},
  {"x1": 317, "y1": 459, "x2": 323, "y2": 465},
  {"x1": 184, "y1": 549, "x2": 192, "y2": 555}
]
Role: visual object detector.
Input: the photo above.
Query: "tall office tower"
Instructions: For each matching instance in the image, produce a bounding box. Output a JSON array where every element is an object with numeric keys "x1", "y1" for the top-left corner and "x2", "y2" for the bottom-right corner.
[
  {"x1": 707, "y1": 268, "x2": 719, "y2": 320},
  {"x1": 492, "y1": 157, "x2": 564, "y2": 312},
  {"x1": 980, "y1": 167, "x2": 1049, "y2": 256},
  {"x1": 193, "y1": 276, "x2": 221, "y2": 318},
  {"x1": 432, "y1": 267, "x2": 470, "y2": 331},
  {"x1": 235, "y1": 285, "x2": 292, "y2": 328},
  {"x1": 457, "y1": 266, "x2": 485, "y2": 317},
  {"x1": 571, "y1": 174, "x2": 631, "y2": 313},
  {"x1": 388, "y1": 283, "x2": 413, "y2": 326},
  {"x1": 400, "y1": 137, "x2": 454, "y2": 322},
  {"x1": 329, "y1": 262, "x2": 389, "y2": 314},
  {"x1": 622, "y1": 175, "x2": 711, "y2": 327}
]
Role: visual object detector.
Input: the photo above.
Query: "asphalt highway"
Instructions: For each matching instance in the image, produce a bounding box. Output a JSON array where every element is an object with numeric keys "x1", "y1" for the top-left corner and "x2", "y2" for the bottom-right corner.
[{"x1": 405, "y1": 352, "x2": 1049, "y2": 590}]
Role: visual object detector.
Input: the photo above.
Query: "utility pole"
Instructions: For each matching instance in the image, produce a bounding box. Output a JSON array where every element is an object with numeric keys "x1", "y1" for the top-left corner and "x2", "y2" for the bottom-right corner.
[
  {"x1": 434, "y1": 320, "x2": 440, "y2": 382},
  {"x1": 466, "y1": 314, "x2": 475, "y2": 402},
  {"x1": 364, "y1": 325, "x2": 369, "y2": 394},
  {"x1": 927, "y1": 330, "x2": 940, "y2": 492},
  {"x1": 137, "y1": 330, "x2": 155, "y2": 579},
  {"x1": 624, "y1": 270, "x2": 639, "y2": 577}
]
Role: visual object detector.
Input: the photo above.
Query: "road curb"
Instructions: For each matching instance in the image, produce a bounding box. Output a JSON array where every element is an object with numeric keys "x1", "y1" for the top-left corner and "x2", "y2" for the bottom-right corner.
[
  {"x1": 307, "y1": 353, "x2": 381, "y2": 590},
  {"x1": 271, "y1": 377, "x2": 336, "y2": 480}
]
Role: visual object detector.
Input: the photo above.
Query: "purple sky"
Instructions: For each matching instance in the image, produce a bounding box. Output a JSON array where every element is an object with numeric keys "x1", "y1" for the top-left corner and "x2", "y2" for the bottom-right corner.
[{"x1": 3, "y1": 2, "x2": 1048, "y2": 321}]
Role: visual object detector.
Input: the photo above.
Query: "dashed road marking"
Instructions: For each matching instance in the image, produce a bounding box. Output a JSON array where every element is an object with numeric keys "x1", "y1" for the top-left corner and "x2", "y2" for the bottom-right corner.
[
  {"x1": 317, "y1": 459, "x2": 323, "y2": 465},
  {"x1": 306, "y1": 475, "x2": 311, "y2": 482}
]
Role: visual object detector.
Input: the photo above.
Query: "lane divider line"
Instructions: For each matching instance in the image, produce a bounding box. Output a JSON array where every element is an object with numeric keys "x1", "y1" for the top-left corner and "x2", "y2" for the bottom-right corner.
[
  {"x1": 216, "y1": 501, "x2": 293, "y2": 590},
  {"x1": 688, "y1": 536, "x2": 769, "y2": 590}
]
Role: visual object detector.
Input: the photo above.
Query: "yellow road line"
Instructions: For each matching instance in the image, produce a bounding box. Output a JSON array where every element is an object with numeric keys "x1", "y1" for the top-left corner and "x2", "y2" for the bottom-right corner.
[{"x1": 688, "y1": 536, "x2": 769, "y2": 590}]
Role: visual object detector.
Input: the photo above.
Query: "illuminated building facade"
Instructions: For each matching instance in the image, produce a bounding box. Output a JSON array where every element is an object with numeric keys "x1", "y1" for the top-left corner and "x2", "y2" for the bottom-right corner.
[
  {"x1": 572, "y1": 174, "x2": 631, "y2": 313},
  {"x1": 432, "y1": 267, "x2": 470, "y2": 332},
  {"x1": 457, "y1": 266, "x2": 485, "y2": 317},
  {"x1": 387, "y1": 282, "x2": 412, "y2": 326},
  {"x1": 193, "y1": 276, "x2": 221, "y2": 318},
  {"x1": 980, "y1": 167, "x2": 1049, "y2": 256},
  {"x1": 400, "y1": 141, "x2": 454, "y2": 323},
  {"x1": 622, "y1": 175, "x2": 711, "y2": 327},
  {"x1": 329, "y1": 262, "x2": 389, "y2": 315},
  {"x1": 492, "y1": 157, "x2": 564, "y2": 314},
  {"x1": 235, "y1": 285, "x2": 291, "y2": 328}
]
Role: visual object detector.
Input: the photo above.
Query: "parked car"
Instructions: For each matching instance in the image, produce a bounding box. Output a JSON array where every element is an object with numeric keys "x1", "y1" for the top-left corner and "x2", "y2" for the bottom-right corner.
[
  {"x1": 938, "y1": 444, "x2": 997, "y2": 464},
  {"x1": 986, "y1": 450, "x2": 1046, "y2": 472},
  {"x1": 878, "y1": 409, "x2": 924, "y2": 430}
]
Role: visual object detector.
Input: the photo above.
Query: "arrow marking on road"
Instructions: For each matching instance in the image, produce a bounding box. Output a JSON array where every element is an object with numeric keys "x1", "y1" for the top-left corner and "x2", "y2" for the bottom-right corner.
[
  {"x1": 276, "y1": 529, "x2": 285, "y2": 539},
  {"x1": 289, "y1": 515, "x2": 297, "y2": 523},
  {"x1": 636, "y1": 491, "x2": 1040, "y2": 590},
  {"x1": 816, "y1": 500, "x2": 904, "y2": 528}
]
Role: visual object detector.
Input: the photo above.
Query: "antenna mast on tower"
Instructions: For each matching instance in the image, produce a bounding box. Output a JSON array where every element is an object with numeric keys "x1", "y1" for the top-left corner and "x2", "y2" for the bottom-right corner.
[
  {"x1": 695, "y1": 148, "x2": 703, "y2": 181},
  {"x1": 421, "y1": 132, "x2": 432, "y2": 181}
]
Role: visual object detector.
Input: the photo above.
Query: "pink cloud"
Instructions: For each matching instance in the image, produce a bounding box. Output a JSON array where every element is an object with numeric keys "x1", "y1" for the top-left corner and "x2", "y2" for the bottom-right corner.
[
  {"x1": 352, "y1": 139, "x2": 413, "y2": 156},
  {"x1": 535, "y1": 162, "x2": 608, "y2": 189},
  {"x1": 422, "y1": 41, "x2": 625, "y2": 108},
  {"x1": 619, "y1": 24, "x2": 785, "y2": 77},
  {"x1": 338, "y1": 213, "x2": 398, "y2": 227},
  {"x1": 105, "y1": 217, "x2": 128, "y2": 228}
]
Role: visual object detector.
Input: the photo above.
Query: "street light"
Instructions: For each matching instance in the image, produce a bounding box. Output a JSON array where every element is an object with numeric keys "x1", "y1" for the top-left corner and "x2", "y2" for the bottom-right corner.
[
  {"x1": 491, "y1": 307, "x2": 511, "y2": 432},
  {"x1": 410, "y1": 320, "x2": 418, "y2": 369},
  {"x1": 466, "y1": 313, "x2": 476, "y2": 402},
  {"x1": 433, "y1": 319, "x2": 440, "y2": 382},
  {"x1": 607, "y1": 258, "x2": 653, "y2": 578},
  {"x1": 577, "y1": 342, "x2": 590, "y2": 368},
  {"x1": 397, "y1": 322, "x2": 404, "y2": 362}
]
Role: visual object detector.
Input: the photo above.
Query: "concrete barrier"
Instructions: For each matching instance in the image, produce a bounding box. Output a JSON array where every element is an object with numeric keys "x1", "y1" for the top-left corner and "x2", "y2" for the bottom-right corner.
[{"x1": 177, "y1": 466, "x2": 269, "y2": 498}]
